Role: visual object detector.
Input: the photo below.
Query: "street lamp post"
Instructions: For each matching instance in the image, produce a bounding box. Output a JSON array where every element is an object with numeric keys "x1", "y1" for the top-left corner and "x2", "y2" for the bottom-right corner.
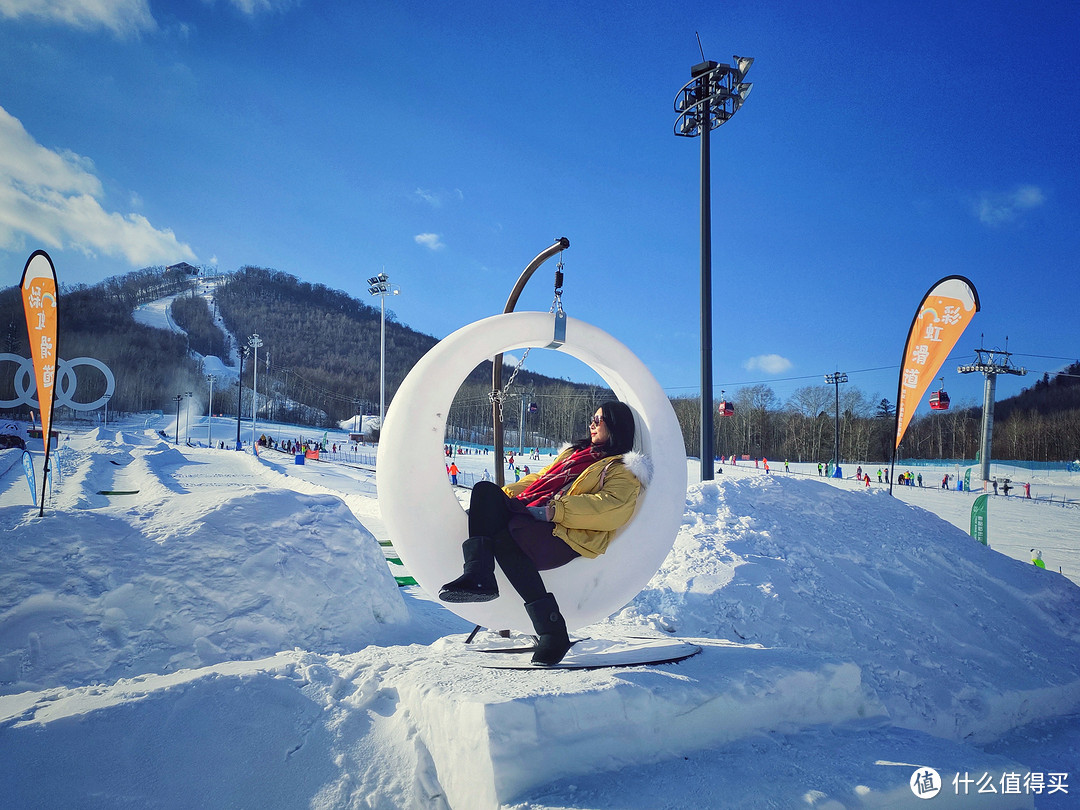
[
  {"x1": 102, "y1": 393, "x2": 111, "y2": 431},
  {"x1": 206, "y1": 374, "x2": 216, "y2": 448},
  {"x1": 674, "y1": 53, "x2": 754, "y2": 482},
  {"x1": 174, "y1": 394, "x2": 183, "y2": 445},
  {"x1": 367, "y1": 273, "x2": 400, "y2": 431},
  {"x1": 235, "y1": 346, "x2": 248, "y2": 450},
  {"x1": 248, "y1": 333, "x2": 263, "y2": 449},
  {"x1": 825, "y1": 372, "x2": 848, "y2": 472},
  {"x1": 183, "y1": 391, "x2": 193, "y2": 444}
]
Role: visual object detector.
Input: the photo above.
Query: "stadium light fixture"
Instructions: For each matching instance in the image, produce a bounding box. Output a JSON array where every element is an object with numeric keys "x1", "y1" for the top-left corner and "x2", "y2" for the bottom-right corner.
[
  {"x1": 673, "y1": 52, "x2": 754, "y2": 481},
  {"x1": 206, "y1": 374, "x2": 216, "y2": 448},
  {"x1": 248, "y1": 334, "x2": 263, "y2": 449},
  {"x1": 367, "y1": 272, "x2": 401, "y2": 429},
  {"x1": 825, "y1": 372, "x2": 848, "y2": 469}
]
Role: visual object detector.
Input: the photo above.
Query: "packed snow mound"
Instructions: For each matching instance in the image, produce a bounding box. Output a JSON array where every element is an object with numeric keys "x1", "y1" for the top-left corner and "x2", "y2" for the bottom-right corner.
[
  {"x1": 0, "y1": 448, "x2": 22, "y2": 479},
  {"x1": 619, "y1": 474, "x2": 1080, "y2": 742},
  {"x1": 201, "y1": 354, "x2": 236, "y2": 379},
  {"x1": 0, "y1": 488, "x2": 408, "y2": 694}
]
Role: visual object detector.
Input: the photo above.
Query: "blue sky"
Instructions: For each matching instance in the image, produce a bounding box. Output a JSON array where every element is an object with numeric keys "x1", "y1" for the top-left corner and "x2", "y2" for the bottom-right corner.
[{"x1": 1, "y1": 0, "x2": 1077, "y2": 413}]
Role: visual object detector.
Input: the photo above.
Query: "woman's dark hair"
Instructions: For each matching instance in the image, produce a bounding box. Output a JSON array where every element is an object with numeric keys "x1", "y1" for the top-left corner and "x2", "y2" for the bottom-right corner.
[{"x1": 572, "y1": 400, "x2": 636, "y2": 455}]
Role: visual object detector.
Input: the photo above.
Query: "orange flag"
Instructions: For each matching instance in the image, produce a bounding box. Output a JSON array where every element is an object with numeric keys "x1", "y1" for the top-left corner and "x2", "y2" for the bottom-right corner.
[
  {"x1": 894, "y1": 276, "x2": 979, "y2": 451},
  {"x1": 20, "y1": 250, "x2": 59, "y2": 512}
]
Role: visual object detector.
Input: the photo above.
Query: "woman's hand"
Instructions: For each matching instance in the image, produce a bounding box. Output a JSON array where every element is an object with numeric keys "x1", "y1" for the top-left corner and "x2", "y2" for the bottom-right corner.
[{"x1": 526, "y1": 505, "x2": 552, "y2": 522}]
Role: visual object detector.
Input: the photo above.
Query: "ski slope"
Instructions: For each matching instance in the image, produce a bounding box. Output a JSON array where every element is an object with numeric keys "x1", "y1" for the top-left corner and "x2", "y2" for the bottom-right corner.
[{"x1": 0, "y1": 418, "x2": 1077, "y2": 808}]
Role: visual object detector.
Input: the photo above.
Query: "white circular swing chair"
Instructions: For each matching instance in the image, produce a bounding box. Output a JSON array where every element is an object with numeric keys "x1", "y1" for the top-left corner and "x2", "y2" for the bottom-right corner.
[{"x1": 376, "y1": 311, "x2": 687, "y2": 634}]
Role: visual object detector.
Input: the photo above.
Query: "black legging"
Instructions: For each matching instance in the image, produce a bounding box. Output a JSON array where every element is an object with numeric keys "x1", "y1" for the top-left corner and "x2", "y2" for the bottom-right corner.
[{"x1": 468, "y1": 481, "x2": 546, "y2": 602}]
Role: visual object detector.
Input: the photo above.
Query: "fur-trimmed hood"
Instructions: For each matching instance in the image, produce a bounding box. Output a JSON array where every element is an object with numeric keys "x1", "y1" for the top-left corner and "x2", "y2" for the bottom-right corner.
[{"x1": 619, "y1": 450, "x2": 652, "y2": 486}]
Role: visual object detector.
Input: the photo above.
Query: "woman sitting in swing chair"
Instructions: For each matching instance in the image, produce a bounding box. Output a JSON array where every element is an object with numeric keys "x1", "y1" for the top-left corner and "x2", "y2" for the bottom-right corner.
[{"x1": 440, "y1": 400, "x2": 650, "y2": 666}]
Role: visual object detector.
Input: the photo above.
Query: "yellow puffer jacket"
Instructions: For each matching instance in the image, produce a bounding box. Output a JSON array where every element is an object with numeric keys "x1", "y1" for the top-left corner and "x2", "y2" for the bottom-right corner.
[{"x1": 503, "y1": 447, "x2": 648, "y2": 558}]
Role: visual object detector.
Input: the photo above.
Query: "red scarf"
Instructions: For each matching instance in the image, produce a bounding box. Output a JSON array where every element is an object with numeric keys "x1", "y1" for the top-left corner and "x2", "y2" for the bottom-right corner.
[{"x1": 515, "y1": 446, "x2": 605, "y2": 507}]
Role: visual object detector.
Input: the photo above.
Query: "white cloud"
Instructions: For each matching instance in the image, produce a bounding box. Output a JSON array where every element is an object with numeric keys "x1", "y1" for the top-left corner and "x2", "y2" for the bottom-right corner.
[
  {"x1": 222, "y1": 0, "x2": 298, "y2": 16},
  {"x1": 744, "y1": 354, "x2": 793, "y2": 374},
  {"x1": 414, "y1": 188, "x2": 440, "y2": 207},
  {"x1": 413, "y1": 187, "x2": 464, "y2": 207},
  {"x1": 414, "y1": 233, "x2": 445, "y2": 251},
  {"x1": 0, "y1": 0, "x2": 156, "y2": 36},
  {"x1": 0, "y1": 0, "x2": 297, "y2": 35},
  {"x1": 0, "y1": 105, "x2": 196, "y2": 267},
  {"x1": 974, "y1": 185, "x2": 1045, "y2": 226}
]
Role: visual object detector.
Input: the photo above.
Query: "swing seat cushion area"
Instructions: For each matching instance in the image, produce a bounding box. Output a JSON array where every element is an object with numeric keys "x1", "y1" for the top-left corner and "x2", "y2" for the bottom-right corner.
[{"x1": 377, "y1": 312, "x2": 687, "y2": 634}]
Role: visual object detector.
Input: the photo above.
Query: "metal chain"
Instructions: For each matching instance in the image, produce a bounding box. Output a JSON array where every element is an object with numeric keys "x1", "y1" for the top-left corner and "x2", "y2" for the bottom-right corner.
[
  {"x1": 489, "y1": 348, "x2": 531, "y2": 421},
  {"x1": 489, "y1": 252, "x2": 566, "y2": 422}
]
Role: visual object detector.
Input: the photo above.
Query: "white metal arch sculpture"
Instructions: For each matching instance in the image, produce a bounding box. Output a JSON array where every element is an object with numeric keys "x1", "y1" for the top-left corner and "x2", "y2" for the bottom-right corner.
[{"x1": 377, "y1": 311, "x2": 686, "y2": 633}]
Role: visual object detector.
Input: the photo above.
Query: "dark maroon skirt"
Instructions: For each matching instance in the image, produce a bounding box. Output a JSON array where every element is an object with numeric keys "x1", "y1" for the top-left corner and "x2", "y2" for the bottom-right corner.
[{"x1": 505, "y1": 498, "x2": 581, "y2": 571}]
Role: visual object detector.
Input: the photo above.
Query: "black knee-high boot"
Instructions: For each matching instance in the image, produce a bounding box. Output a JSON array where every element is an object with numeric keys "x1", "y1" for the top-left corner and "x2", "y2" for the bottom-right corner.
[
  {"x1": 524, "y1": 592, "x2": 572, "y2": 666},
  {"x1": 439, "y1": 536, "x2": 499, "y2": 602}
]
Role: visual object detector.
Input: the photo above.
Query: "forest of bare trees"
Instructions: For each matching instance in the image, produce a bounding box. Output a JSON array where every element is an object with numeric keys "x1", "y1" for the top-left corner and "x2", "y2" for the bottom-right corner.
[
  {"x1": 1, "y1": 264, "x2": 1075, "y2": 462},
  {"x1": 668, "y1": 363, "x2": 1079, "y2": 464}
]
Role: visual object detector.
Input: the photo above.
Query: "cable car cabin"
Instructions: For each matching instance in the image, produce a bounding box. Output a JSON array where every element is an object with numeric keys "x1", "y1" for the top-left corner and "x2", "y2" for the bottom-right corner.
[
  {"x1": 929, "y1": 390, "x2": 950, "y2": 411},
  {"x1": 718, "y1": 400, "x2": 734, "y2": 417}
]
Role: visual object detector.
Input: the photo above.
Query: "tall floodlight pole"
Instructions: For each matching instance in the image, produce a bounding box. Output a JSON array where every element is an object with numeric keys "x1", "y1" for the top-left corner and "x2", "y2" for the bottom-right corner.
[
  {"x1": 248, "y1": 333, "x2": 263, "y2": 449},
  {"x1": 674, "y1": 54, "x2": 754, "y2": 481},
  {"x1": 518, "y1": 393, "x2": 532, "y2": 455},
  {"x1": 184, "y1": 391, "x2": 193, "y2": 444},
  {"x1": 825, "y1": 372, "x2": 848, "y2": 471},
  {"x1": 958, "y1": 344, "x2": 1027, "y2": 484},
  {"x1": 206, "y1": 374, "x2": 216, "y2": 448},
  {"x1": 174, "y1": 394, "x2": 183, "y2": 444},
  {"x1": 235, "y1": 346, "x2": 248, "y2": 450},
  {"x1": 367, "y1": 273, "x2": 400, "y2": 430},
  {"x1": 103, "y1": 393, "x2": 111, "y2": 431}
]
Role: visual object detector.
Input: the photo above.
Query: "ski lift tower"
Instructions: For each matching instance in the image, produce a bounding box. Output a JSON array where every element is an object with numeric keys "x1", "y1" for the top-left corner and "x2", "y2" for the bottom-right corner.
[{"x1": 958, "y1": 343, "x2": 1026, "y2": 484}]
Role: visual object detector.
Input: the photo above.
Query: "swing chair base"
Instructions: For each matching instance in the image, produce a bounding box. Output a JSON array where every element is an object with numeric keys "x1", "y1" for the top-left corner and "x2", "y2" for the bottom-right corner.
[{"x1": 472, "y1": 634, "x2": 701, "y2": 670}]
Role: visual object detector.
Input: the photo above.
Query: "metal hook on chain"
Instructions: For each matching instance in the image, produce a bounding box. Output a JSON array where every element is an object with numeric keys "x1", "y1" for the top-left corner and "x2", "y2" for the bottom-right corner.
[{"x1": 546, "y1": 253, "x2": 567, "y2": 348}]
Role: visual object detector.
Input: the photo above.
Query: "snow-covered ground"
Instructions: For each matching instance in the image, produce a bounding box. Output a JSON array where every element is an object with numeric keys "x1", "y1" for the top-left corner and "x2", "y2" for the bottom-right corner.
[{"x1": 1, "y1": 413, "x2": 1077, "y2": 809}]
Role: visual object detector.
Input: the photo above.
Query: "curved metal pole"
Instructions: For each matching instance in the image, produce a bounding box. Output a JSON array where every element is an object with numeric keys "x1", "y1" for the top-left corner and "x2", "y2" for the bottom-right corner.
[{"x1": 492, "y1": 236, "x2": 570, "y2": 486}]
